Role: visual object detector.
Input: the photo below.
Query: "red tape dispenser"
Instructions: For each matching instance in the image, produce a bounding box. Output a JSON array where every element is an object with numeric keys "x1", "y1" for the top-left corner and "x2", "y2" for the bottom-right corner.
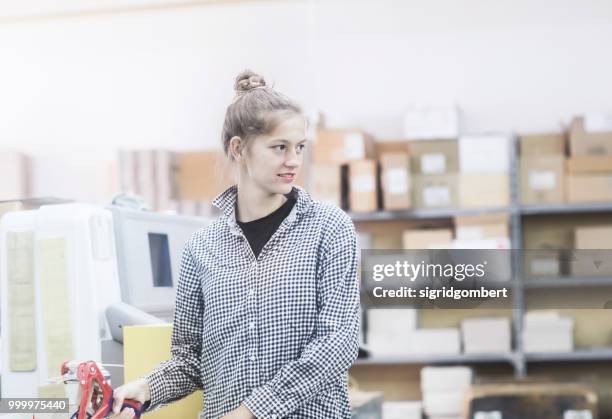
[{"x1": 61, "y1": 360, "x2": 143, "y2": 419}]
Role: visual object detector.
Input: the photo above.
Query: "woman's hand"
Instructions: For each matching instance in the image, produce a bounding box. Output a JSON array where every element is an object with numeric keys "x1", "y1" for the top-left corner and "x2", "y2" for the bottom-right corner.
[
  {"x1": 107, "y1": 378, "x2": 151, "y2": 418},
  {"x1": 220, "y1": 403, "x2": 256, "y2": 419}
]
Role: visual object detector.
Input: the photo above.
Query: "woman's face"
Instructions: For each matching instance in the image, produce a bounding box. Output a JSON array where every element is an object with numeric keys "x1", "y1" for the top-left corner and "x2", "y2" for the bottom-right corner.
[{"x1": 242, "y1": 113, "x2": 307, "y2": 196}]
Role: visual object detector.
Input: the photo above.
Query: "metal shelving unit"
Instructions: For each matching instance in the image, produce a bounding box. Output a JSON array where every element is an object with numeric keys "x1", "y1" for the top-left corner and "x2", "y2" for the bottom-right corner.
[
  {"x1": 351, "y1": 134, "x2": 612, "y2": 378},
  {"x1": 524, "y1": 348, "x2": 612, "y2": 362},
  {"x1": 524, "y1": 276, "x2": 612, "y2": 288},
  {"x1": 354, "y1": 352, "x2": 518, "y2": 366},
  {"x1": 348, "y1": 206, "x2": 511, "y2": 222}
]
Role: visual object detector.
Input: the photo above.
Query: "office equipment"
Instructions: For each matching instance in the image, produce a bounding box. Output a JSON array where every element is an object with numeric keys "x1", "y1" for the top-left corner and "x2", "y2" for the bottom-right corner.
[
  {"x1": 110, "y1": 206, "x2": 206, "y2": 319},
  {"x1": 1, "y1": 204, "x2": 121, "y2": 397},
  {"x1": 0, "y1": 202, "x2": 208, "y2": 397}
]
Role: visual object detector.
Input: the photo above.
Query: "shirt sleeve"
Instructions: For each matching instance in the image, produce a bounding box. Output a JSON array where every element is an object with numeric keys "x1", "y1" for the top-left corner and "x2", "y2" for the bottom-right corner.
[
  {"x1": 142, "y1": 238, "x2": 205, "y2": 412},
  {"x1": 243, "y1": 217, "x2": 360, "y2": 418}
]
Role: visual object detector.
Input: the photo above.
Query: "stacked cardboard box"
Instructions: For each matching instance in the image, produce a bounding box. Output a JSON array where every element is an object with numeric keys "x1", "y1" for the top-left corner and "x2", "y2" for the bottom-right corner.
[
  {"x1": 461, "y1": 317, "x2": 511, "y2": 354},
  {"x1": 571, "y1": 225, "x2": 612, "y2": 276},
  {"x1": 452, "y1": 214, "x2": 511, "y2": 280},
  {"x1": 410, "y1": 140, "x2": 459, "y2": 209},
  {"x1": 119, "y1": 149, "x2": 236, "y2": 215},
  {"x1": 453, "y1": 213, "x2": 511, "y2": 250},
  {"x1": 366, "y1": 309, "x2": 417, "y2": 356},
  {"x1": 348, "y1": 160, "x2": 378, "y2": 212},
  {"x1": 519, "y1": 133, "x2": 566, "y2": 204},
  {"x1": 522, "y1": 311, "x2": 574, "y2": 352},
  {"x1": 458, "y1": 134, "x2": 510, "y2": 207},
  {"x1": 406, "y1": 328, "x2": 461, "y2": 355},
  {"x1": 567, "y1": 116, "x2": 612, "y2": 202},
  {"x1": 380, "y1": 153, "x2": 411, "y2": 210},
  {"x1": 421, "y1": 366, "x2": 472, "y2": 419},
  {"x1": 402, "y1": 229, "x2": 453, "y2": 249},
  {"x1": 522, "y1": 218, "x2": 574, "y2": 277},
  {"x1": 311, "y1": 129, "x2": 376, "y2": 211},
  {"x1": 175, "y1": 150, "x2": 234, "y2": 202}
]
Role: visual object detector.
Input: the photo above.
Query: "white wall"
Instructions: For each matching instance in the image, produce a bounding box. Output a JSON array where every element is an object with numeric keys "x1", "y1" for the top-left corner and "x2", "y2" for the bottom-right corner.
[{"x1": 1, "y1": 0, "x2": 612, "y2": 151}]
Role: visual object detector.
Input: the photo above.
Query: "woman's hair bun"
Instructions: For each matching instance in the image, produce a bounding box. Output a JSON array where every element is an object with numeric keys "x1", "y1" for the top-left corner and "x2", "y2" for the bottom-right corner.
[{"x1": 234, "y1": 70, "x2": 266, "y2": 94}]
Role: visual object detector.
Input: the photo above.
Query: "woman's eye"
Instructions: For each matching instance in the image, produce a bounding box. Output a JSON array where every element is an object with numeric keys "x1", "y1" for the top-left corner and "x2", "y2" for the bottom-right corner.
[
  {"x1": 296, "y1": 144, "x2": 306, "y2": 153},
  {"x1": 273, "y1": 145, "x2": 286, "y2": 151}
]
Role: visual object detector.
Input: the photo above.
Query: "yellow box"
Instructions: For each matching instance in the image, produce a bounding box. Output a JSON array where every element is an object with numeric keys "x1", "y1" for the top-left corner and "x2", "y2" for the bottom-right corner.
[{"x1": 124, "y1": 324, "x2": 203, "y2": 419}]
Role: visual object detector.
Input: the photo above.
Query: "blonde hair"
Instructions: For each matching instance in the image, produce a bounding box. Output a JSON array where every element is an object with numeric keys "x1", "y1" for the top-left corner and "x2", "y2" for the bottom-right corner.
[{"x1": 221, "y1": 70, "x2": 302, "y2": 160}]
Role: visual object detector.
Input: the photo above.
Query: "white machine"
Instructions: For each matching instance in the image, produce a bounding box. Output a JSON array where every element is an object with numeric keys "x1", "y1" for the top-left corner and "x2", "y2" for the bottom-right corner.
[
  {"x1": 0, "y1": 203, "x2": 208, "y2": 397},
  {"x1": 111, "y1": 206, "x2": 206, "y2": 319}
]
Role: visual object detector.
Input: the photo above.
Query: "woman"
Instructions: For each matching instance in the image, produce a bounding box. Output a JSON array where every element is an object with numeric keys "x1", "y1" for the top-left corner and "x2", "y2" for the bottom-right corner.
[{"x1": 111, "y1": 70, "x2": 360, "y2": 419}]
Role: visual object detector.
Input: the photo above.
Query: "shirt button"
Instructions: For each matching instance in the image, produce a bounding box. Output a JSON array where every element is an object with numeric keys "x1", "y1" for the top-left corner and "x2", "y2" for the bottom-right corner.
[
  {"x1": 250, "y1": 355, "x2": 256, "y2": 362},
  {"x1": 249, "y1": 322, "x2": 255, "y2": 329},
  {"x1": 249, "y1": 289, "x2": 255, "y2": 296}
]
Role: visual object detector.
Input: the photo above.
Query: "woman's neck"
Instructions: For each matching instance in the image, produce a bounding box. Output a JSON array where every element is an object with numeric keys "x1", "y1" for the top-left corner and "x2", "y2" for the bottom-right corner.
[{"x1": 236, "y1": 181, "x2": 287, "y2": 223}]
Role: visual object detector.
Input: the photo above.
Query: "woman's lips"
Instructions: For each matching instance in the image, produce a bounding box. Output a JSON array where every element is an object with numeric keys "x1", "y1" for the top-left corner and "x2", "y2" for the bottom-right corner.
[{"x1": 278, "y1": 173, "x2": 296, "y2": 182}]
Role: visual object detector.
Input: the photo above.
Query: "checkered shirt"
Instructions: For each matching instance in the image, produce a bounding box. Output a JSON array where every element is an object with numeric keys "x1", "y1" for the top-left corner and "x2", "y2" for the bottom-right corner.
[{"x1": 144, "y1": 185, "x2": 360, "y2": 418}]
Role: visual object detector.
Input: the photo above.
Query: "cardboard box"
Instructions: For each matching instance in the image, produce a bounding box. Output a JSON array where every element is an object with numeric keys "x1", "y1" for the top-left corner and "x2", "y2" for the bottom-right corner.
[
  {"x1": 176, "y1": 151, "x2": 235, "y2": 200},
  {"x1": 314, "y1": 129, "x2": 376, "y2": 164},
  {"x1": 567, "y1": 173, "x2": 612, "y2": 203},
  {"x1": 367, "y1": 309, "x2": 418, "y2": 335},
  {"x1": 376, "y1": 140, "x2": 410, "y2": 155},
  {"x1": 522, "y1": 220, "x2": 574, "y2": 277},
  {"x1": 124, "y1": 325, "x2": 203, "y2": 418},
  {"x1": 406, "y1": 329, "x2": 461, "y2": 355},
  {"x1": 461, "y1": 317, "x2": 511, "y2": 354},
  {"x1": 409, "y1": 140, "x2": 458, "y2": 175},
  {"x1": 459, "y1": 134, "x2": 511, "y2": 173},
  {"x1": 519, "y1": 133, "x2": 566, "y2": 156},
  {"x1": 413, "y1": 174, "x2": 458, "y2": 209},
  {"x1": 454, "y1": 214, "x2": 508, "y2": 240},
  {"x1": 520, "y1": 156, "x2": 565, "y2": 204},
  {"x1": 348, "y1": 159, "x2": 378, "y2": 212},
  {"x1": 311, "y1": 164, "x2": 342, "y2": 207},
  {"x1": 380, "y1": 153, "x2": 411, "y2": 210},
  {"x1": 569, "y1": 116, "x2": 612, "y2": 156},
  {"x1": 575, "y1": 225, "x2": 612, "y2": 249},
  {"x1": 567, "y1": 155, "x2": 612, "y2": 173},
  {"x1": 572, "y1": 225, "x2": 612, "y2": 276},
  {"x1": 459, "y1": 173, "x2": 509, "y2": 208},
  {"x1": 402, "y1": 229, "x2": 453, "y2": 249}
]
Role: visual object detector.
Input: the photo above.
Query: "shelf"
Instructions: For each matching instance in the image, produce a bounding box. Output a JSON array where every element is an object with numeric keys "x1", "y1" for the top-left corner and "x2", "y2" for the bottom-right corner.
[
  {"x1": 353, "y1": 352, "x2": 517, "y2": 366},
  {"x1": 523, "y1": 276, "x2": 612, "y2": 288},
  {"x1": 520, "y1": 202, "x2": 612, "y2": 215},
  {"x1": 349, "y1": 206, "x2": 511, "y2": 222},
  {"x1": 525, "y1": 348, "x2": 612, "y2": 362},
  {"x1": 348, "y1": 202, "x2": 612, "y2": 222}
]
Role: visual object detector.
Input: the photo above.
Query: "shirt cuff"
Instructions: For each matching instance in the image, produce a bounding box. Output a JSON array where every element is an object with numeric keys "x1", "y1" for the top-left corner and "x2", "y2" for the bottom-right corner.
[
  {"x1": 142, "y1": 368, "x2": 168, "y2": 412},
  {"x1": 243, "y1": 385, "x2": 292, "y2": 419}
]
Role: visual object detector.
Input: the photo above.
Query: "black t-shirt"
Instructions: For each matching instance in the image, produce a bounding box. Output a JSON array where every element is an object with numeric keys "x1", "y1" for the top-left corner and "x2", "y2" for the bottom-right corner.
[{"x1": 236, "y1": 191, "x2": 297, "y2": 258}]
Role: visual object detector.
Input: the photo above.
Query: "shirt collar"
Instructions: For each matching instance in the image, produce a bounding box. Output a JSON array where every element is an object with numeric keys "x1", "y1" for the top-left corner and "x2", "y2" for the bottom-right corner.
[{"x1": 212, "y1": 185, "x2": 315, "y2": 223}]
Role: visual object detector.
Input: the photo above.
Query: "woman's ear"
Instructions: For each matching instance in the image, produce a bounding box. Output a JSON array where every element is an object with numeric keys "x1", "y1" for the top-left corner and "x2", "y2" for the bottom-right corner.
[{"x1": 229, "y1": 136, "x2": 243, "y2": 162}]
